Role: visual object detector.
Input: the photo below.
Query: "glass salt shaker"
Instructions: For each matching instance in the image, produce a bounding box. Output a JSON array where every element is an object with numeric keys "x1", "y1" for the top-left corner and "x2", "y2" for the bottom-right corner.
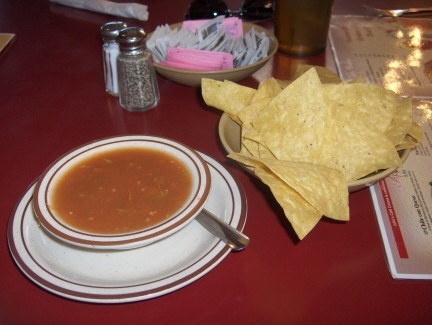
[
  {"x1": 116, "y1": 27, "x2": 160, "y2": 112},
  {"x1": 100, "y1": 21, "x2": 127, "y2": 96}
]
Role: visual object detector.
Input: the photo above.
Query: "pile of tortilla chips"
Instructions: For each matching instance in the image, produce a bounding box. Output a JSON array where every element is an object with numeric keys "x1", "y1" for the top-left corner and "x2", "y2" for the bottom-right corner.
[{"x1": 201, "y1": 65, "x2": 422, "y2": 240}]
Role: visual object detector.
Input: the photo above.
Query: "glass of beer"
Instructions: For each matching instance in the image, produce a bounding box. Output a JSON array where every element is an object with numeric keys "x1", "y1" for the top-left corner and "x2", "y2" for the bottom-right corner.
[{"x1": 274, "y1": 0, "x2": 334, "y2": 56}]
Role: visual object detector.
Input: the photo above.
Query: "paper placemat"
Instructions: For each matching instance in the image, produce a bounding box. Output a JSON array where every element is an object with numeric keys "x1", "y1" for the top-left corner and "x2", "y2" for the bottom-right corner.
[
  {"x1": 329, "y1": 15, "x2": 432, "y2": 98},
  {"x1": 330, "y1": 16, "x2": 432, "y2": 279},
  {"x1": 370, "y1": 99, "x2": 432, "y2": 279}
]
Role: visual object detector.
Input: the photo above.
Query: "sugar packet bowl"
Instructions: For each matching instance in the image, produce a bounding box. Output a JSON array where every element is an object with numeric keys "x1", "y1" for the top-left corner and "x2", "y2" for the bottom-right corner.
[{"x1": 147, "y1": 18, "x2": 278, "y2": 87}]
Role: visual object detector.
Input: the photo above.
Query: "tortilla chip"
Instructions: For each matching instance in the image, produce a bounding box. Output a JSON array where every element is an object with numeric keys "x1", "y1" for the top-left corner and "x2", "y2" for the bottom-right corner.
[
  {"x1": 408, "y1": 122, "x2": 423, "y2": 142},
  {"x1": 240, "y1": 139, "x2": 253, "y2": 156},
  {"x1": 256, "y1": 158, "x2": 349, "y2": 221},
  {"x1": 322, "y1": 82, "x2": 398, "y2": 133},
  {"x1": 385, "y1": 96, "x2": 413, "y2": 146},
  {"x1": 237, "y1": 78, "x2": 282, "y2": 128},
  {"x1": 349, "y1": 76, "x2": 366, "y2": 83},
  {"x1": 395, "y1": 136, "x2": 419, "y2": 150},
  {"x1": 319, "y1": 108, "x2": 401, "y2": 181},
  {"x1": 251, "y1": 68, "x2": 330, "y2": 164},
  {"x1": 258, "y1": 144, "x2": 277, "y2": 159},
  {"x1": 237, "y1": 97, "x2": 273, "y2": 129},
  {"x1": 275, "y1": 79, "x2": 291, "y2": 89},
  {"x1": 202, "y1": 78, "x2": 256, "y2": 124},
  {"x1": 254, "y1": 166, "x2": 322, "y2": 240},
  {"x1": 228, "y1": 153, "x2": 323, "y2": 239},
  {"x1": 293, "y1": 64, "x2": 342, "y2": 84},
  {"x1": 243, "y1": 127, "x2": 262, "y2": 143},
  {"x1": 241, "y1": 126, "x2": 259, "y2": 157},
  {"x1": 250, "y1": 77, "x2": 283, "y2": 104}
]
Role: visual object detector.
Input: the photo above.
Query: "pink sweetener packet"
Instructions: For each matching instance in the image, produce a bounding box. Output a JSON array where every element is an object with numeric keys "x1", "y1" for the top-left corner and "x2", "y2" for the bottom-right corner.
[
  {"x1": 159, "y1": 59, "x2": 231, "y2": 71},
  {"x1": 158, "y1": 60, "x2": 211, "y2": 71},
  {"x1": 167, "y1": 47, "x2": 231, "y2": 60},
  {"x1": 166, "y1": 47, "x2": 233, "y2": 70},
  {"x1": 166, "y1": 56, "x2": 231, "y2": 70},
  {"x1": 182, "y1": 17, "x2": 243, "y2": 39}
]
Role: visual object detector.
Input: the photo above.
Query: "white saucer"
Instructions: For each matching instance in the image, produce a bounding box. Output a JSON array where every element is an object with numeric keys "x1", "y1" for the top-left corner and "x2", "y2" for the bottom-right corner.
[{"x1": 7, "y1": 152, "x2": 247, "y2": 303}]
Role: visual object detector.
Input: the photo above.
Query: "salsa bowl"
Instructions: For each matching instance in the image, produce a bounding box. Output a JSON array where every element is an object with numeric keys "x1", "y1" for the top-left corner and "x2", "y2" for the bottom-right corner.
[{"x1": 33, "y1": 135, "x2": 211, "y2": 250}]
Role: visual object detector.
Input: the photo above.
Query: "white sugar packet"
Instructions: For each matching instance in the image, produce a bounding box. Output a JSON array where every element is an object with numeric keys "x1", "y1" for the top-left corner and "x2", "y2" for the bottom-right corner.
[{"x1": 49, "y1": 0, "x2": 149, "y2": 21}]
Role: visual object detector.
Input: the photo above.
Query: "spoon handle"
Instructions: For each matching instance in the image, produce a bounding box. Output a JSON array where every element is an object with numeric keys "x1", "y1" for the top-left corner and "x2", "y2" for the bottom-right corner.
[{"x1": 196, "y1": 209, "x2": 250, "y2": 251}]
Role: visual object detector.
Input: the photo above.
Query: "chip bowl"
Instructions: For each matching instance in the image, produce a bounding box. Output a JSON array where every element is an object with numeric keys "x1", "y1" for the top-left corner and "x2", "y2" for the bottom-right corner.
[
  {"x1": 218, "y1": 113, "x2": 411, "y2": 193},
  {"x1": 33, "y1": 135, "x2": 211, "y2": 250},
  {"x1": 148, "y1": 22, "x2": 278, "y2": 87}
]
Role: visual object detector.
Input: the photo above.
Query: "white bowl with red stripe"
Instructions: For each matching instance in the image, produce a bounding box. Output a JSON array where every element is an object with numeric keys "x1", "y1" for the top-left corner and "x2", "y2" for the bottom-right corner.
[{"x1": 33, "y1": 135, "x2": 211, "y2": 250}]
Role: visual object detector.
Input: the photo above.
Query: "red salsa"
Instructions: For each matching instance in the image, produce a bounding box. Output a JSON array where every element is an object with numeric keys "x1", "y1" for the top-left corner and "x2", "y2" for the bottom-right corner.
[{"x1": 51, "y1": 147, "x2": 193, "y2": 234}]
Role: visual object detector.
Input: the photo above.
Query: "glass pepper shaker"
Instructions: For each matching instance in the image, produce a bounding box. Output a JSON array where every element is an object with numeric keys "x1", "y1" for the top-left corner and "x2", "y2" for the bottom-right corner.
[
  {"x1": 116, "y1": 27, "x2": 160, "y2": 112},
  {"x1": 100, "y1": 21, "x2": 127, "y2": 96}
]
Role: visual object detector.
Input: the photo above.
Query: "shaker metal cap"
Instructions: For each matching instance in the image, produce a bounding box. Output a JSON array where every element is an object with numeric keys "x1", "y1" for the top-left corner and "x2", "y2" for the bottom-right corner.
[
  {"x1": 100, "y1": 21, "x2": 128, "y2": 40},
  {"x1": 116, "y1": 27, "x2": 147, "y2": 51}
]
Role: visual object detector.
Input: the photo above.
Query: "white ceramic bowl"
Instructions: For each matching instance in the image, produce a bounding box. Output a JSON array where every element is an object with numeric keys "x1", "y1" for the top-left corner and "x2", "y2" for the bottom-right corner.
[
  {"x1": 33, "y1": 135, "x2": 211, "y2": 250},
  {"x1": 218, "y1": 113, "x2": 410, "y2": 193},
  {"x1": 148, "y1": 22, "x2": 278, "y2": 87}
]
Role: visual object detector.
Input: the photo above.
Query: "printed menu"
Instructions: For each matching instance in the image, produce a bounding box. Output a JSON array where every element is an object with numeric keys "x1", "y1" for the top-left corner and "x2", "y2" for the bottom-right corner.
[
  {"x1": 330, "y1": 16, "x2": 432, "y2": 279},
  {"x1": 370, "y1": 99, "x2": 432, "y2": 279},
  {"x1": 329, "y1": 15, "x2": 432, "y2": 98}
]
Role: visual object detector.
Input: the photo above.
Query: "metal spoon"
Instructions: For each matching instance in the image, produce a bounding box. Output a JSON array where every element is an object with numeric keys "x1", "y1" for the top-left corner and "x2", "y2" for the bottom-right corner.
[
  {"x1": 196, "y1": 209, "x2": 250, "y2": 251},
  {"x1": 363, "y1": 4, "x2": 432, "y2": 17}
]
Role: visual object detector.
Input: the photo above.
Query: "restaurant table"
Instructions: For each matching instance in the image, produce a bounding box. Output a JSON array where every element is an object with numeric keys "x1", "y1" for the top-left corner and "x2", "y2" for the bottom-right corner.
[{"x1": 1, "y1": 0, "x2": 432, "y2": 324}]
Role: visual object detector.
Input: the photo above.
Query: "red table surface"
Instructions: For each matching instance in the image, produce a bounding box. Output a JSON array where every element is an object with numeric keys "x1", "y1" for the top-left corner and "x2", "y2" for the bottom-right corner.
[{"x1": 1, "y1": 0, "x2": 432, "y2": 324}]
